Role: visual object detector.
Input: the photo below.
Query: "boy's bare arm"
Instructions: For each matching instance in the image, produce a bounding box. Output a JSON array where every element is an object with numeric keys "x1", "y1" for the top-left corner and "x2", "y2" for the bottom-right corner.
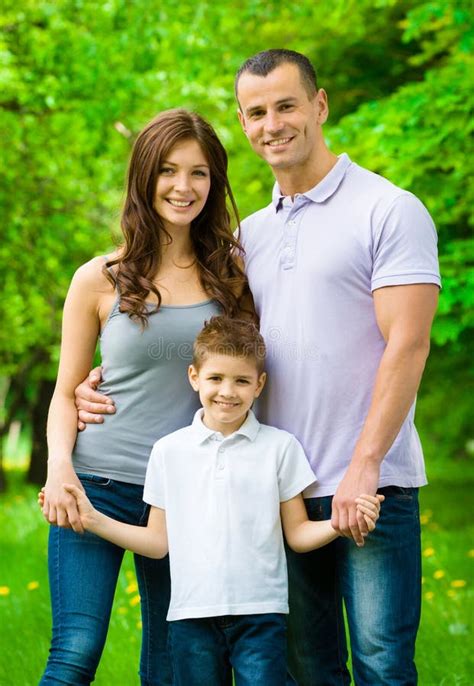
[
  {"x1": 281, "y1": 493, "x2": 383, "y2": 553},
  {"x1": 64, "y1": 484, "x2": 168, "y2": 559}
]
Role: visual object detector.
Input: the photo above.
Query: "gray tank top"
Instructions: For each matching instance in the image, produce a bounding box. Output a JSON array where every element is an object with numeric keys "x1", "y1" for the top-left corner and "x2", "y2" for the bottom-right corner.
[{"x1": 73, "y1": 297, "x2": 221, "y2": 485}]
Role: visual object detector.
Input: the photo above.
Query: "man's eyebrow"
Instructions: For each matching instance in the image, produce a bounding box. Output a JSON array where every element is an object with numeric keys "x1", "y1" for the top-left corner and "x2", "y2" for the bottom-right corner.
[{"x1": 245, "y1": 97, "x2": 298, "y2": 115}]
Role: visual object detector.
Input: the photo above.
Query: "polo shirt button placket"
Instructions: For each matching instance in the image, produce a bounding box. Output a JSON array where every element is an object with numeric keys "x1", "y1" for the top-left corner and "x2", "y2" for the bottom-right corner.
[
  {"x1": 216, "y1": 445, "x2": 226, "y2": 479},
  {"x1": 281, "y1": 217, "x2": 297, "y2": 270}
]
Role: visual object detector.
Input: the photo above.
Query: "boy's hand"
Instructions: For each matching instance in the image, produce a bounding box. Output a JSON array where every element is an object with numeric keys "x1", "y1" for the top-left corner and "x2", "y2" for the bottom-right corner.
[
  {"x1": 74, "y1": 366, "x2": 115, "y2": 431},
  {"x1": 62, "y1": 483, "x2": 97, "y2": 531},
  {"x1": 355, "y1": 494, "x2": 384, "y2": 534}
]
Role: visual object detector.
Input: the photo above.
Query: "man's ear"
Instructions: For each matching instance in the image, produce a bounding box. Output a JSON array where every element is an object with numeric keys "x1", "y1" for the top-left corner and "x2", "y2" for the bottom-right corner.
[
  {"x1": 188, "y1": 365, "x2": 199, "y2": 391},
  {"x1": 237, "y1": 108, "x2": 247, "y2": 134},
  {"x1": 254, "y1": 372, "x2": 267, "y2": 398},
  {"x1": 316, "y1": 88, "x2": 329, "y2": 125}
]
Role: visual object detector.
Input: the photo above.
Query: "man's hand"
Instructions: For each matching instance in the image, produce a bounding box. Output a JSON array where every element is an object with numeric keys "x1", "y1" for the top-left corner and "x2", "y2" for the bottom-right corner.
[
  {"x1": 331, "y1": 460, "x2": 380, "y2": 546},
  {"x1": 74, "y1": 366, "x2": 115, "y2": 430},
  {"x1": 42, "y1": 465, "x2": 86, "y2": 533}
]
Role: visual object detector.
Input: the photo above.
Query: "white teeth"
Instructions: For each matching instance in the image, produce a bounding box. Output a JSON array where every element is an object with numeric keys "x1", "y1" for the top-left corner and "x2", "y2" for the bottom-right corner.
[
  {"x1": 168, "y1": 200, "x2": 192, "y2": 207},
  {"x1": 268, "y1": 138, "x2": 291, "y2": 146}
]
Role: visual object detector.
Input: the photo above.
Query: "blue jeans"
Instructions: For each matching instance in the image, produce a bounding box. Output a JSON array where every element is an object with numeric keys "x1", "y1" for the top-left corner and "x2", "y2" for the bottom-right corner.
[
  {"x1": 286, "y1": 487, "x2": 422, "y2": 686},
  {"x1": 39, "y1": 474, "x2": 172, "y2": 686},
  {"x1": 168, "y1": 613, "x2": 288, "y2": 686}
]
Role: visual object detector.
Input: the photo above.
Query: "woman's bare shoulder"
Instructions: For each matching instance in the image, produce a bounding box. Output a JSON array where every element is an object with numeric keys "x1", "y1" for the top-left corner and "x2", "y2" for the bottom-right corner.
[{"x1": 71, "y1": 254, "x2": 118, "y2": 293}]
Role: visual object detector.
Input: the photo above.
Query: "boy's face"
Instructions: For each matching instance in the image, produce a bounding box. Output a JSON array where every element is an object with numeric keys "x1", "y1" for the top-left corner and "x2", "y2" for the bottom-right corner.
[{"x1": 188, "y1": 353, "x2": 266, "y2": 436}]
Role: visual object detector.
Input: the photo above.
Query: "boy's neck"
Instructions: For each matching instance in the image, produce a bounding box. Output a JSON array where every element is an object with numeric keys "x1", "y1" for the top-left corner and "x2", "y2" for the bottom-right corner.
[{"x1": 201, "y1": 410, "x2": 249, "y2": 437}]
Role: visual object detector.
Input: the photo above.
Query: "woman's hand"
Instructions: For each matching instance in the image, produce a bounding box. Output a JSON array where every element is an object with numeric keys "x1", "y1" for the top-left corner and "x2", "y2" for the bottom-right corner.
[
  {"x1": 62, "y1": 483, "x2": 98, "y2": 531},
  {"x1": 42, "y1": 465, "x2": 86, "y2": 533}
]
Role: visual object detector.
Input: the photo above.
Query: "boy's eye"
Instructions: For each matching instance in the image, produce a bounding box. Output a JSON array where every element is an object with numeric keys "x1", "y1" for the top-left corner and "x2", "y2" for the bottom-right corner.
[
  {"x1": 208, "y1": 376, "x2": 221, "y2": 381},
  {"x1": 236, "y1": 379, "x2": 250, "y2": 384}
]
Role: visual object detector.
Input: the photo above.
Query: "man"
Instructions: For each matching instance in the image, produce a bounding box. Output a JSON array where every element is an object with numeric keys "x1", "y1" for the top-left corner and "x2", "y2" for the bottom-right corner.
[
  {"x1": 73, "y1": 50, "x2": 440, "y2": 684},
  {"x1": 233, "y1": 50, "x2": 439, "y2": 685}
]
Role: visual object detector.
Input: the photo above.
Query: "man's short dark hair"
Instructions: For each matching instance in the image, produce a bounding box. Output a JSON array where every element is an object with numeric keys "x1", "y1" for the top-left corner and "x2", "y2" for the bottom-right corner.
[{"x1": 235, "y1": 49, "x2": 318, "y2": 102}]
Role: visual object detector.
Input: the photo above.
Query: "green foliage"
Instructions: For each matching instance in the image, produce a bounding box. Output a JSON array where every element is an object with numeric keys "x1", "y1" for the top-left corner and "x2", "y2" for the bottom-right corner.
[{"x1": 1, "y1": 0, "x2": 472, "y2": 461}]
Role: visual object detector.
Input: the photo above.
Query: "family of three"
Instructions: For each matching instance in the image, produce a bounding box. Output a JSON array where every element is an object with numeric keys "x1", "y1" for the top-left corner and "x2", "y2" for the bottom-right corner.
[{"x1": 39, "y1": 49, "x2": 440, "y2": 686}]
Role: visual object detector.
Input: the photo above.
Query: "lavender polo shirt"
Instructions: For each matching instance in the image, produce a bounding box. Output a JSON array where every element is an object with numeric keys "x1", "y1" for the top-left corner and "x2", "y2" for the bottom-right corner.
[{"x1": 240, "y1": 153, "x2": 441, "y2": 498}]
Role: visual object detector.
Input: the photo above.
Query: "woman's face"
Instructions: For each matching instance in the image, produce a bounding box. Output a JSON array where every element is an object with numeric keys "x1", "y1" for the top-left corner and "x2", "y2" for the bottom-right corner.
[{"x1": 154, "y1": 138, "x2": 211, "y2": 235}]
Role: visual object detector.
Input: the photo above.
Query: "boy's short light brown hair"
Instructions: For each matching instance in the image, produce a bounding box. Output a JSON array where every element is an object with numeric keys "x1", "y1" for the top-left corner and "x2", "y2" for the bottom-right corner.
[{"x1": 192, "y1": 316, "x2": 266, "y2": 374}]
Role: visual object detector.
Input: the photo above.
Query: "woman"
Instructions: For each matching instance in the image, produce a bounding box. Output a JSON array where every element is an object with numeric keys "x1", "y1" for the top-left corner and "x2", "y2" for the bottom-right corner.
[{"x1": 40, "y1": 109, "x2": 248, "y2": 685}]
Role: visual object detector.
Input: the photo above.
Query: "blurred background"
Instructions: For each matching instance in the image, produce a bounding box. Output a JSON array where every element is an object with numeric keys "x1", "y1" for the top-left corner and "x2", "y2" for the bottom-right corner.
[{"x1": 1, "y1": 0, "x2": 472, "y2": 683}]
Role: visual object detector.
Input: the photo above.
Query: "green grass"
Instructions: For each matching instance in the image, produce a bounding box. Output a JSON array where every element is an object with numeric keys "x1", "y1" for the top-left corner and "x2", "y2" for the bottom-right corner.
[{"x1": 0, "y1": 468, "x2": 472, "y2": 685}]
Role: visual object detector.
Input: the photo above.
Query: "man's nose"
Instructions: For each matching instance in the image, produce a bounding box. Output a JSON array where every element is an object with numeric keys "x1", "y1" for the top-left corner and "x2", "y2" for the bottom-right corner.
[{"x1": 264, "y1": 110, "x2": 284, "y2": 135}]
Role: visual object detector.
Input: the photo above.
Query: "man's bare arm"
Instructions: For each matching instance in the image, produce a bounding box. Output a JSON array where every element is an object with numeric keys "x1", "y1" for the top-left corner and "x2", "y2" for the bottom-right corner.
[{"x1": 331, "y1": 283, "x2": 439, "y2": 545}]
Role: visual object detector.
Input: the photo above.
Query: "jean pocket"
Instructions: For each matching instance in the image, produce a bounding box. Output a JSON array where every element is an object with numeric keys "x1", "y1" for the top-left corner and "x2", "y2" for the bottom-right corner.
[
  {"x1": 378, "y1": 485, "x2": 416, "y2": 501},
  {"x1": 77, "y1": 473, "x2": 112, "y2": 487}
]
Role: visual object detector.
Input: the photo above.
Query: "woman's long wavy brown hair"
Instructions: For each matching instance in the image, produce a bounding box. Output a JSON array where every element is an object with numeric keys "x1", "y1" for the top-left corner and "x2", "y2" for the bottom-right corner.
[{"x1": 105, "y1": 109, "x2": 249, "y2": 326}]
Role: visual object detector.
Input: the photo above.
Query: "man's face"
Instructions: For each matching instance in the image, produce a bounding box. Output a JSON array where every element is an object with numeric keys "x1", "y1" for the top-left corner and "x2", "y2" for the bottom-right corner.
[{"x1": 237, "y1": 63, "x2": 326, "y2": 173}]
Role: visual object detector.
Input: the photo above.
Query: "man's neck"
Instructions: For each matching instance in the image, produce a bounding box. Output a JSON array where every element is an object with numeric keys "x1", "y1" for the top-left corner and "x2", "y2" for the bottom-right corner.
[{"x1": 275, "y1": 149, "x2": 338, "y2": 198}]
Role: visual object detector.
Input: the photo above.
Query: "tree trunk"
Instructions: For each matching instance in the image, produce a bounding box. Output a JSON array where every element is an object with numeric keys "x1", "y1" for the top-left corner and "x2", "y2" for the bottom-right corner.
[{"x1": 27, "y1": 379, "x2": 55, "y2": 485}]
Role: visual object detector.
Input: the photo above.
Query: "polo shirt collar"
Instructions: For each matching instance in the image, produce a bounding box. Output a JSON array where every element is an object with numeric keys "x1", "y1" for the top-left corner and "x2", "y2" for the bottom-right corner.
[
  {"x1": 272, "y1": 153, "x2": 352, "y2": 210},
  {"x1": 192, "y1": 408, "x2": 260, "y2": 444}
]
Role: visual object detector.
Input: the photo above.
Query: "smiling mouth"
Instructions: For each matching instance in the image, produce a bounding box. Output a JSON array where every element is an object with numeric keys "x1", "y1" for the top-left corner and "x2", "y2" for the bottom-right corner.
[
  {"x1": 266, "y1": 137, "x2": 293, "y2": 147},
  {"x1": 166, "y1": 199, "x2": 193, "y2": 207},
  {"x1": 214, "y1": 401, "x2": 239, "y2": 408}
]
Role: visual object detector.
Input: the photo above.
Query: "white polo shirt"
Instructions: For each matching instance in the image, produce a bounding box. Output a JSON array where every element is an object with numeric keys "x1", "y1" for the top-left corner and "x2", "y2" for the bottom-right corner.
[
  {"x1": 240, "y1": 154, "x2": 441, "y2": 497},
  {"x1": 143, "y1": 409, "x2": 316, "y2": 621}
]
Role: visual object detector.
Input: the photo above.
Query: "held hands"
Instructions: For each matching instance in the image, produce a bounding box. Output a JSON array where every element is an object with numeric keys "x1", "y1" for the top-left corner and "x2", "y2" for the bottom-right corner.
[
  {"x1": 331, "y1": 459, "x2": 381, "y2": 546},
  {"x1": 39, "y1": 484, "x2": 96, "y2": 532},
  {"x1": 41, "y1": 466, "x2": 86, "y2": 533},
  {"x1": 354, "y1": 494, "x2": 384, "y2": 537},
  {"x1": 75, "y1": 366, "x2": 115, "y2": 431},
  {"x1": 61, "y1": 483, "x2": 97, "y2": 531}
]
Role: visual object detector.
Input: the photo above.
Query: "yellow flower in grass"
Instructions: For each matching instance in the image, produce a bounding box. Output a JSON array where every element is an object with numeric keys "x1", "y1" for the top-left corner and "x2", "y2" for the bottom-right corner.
[
  {"x1": 130, "y1": 595, "x2": 141, "y2": 606},
  {"x1": 468, "y1": 550, "x2": 474, "y2": 558},
  {"x1": 27, "y1": 581, "x2": 39, "y2": 590},
  {"x1": 451, "y1": 580, "x2": 467, "y2": 588},
  {"x1": 125, "y1": 570, "x2": 135, "y2": 580},
  {"x1": 423, "y1": 547, "x2": 435, "y2": 558},
  {"x1": 433, "y1": 570, "x2": 445, "y2": 580},
  {"x1": 419, "y1": 515, "x2": 429, "y2": 525},
  {"x1": 424, "y1": 591, "x2": 434, "y2": 601},
  {"x1": 447, "y1": 590, "x2": 457, "y2": 599},
  {"x1": 0, "y1": 586, "x2": 10, "y2": 596},
  {"x1": 136, "y1": 621, "x2": 142, "y2": 629},
  {"x1": 118, "y1": 607, "x2": 128, "y2": 615},
  {"x1": 126, "y1": 582, "x2": 138, "y2": 594}
]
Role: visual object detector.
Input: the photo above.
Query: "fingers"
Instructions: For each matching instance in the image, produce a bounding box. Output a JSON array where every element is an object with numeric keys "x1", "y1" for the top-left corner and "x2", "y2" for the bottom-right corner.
[
  {"x1": 363, "y1": 514, "x2": 376, "y2": 532},
  {"x1": 76, "y1": 398, "x2": 115, "y2": 414},
  {"x1": 332, "y1": 505, "x2": 366, "y2": 547}
]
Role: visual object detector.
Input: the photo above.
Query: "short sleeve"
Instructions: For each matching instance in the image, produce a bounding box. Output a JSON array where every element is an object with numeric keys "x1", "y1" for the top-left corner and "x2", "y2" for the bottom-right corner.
[
  {"x1": 277, "y1": 434, "x2": 317, "y2": 502},
  {"x1": 143, "y1": 442, "x2": 166, "y2": 509},
  {"x1": 371, "y1": 193, "x2": 441, "y2": 291}
]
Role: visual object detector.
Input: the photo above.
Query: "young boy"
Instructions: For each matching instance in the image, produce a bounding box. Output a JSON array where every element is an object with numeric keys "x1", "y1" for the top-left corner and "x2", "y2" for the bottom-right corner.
[{"x1": 63, "y1": 317, "x2": 383, "y2": 686}]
